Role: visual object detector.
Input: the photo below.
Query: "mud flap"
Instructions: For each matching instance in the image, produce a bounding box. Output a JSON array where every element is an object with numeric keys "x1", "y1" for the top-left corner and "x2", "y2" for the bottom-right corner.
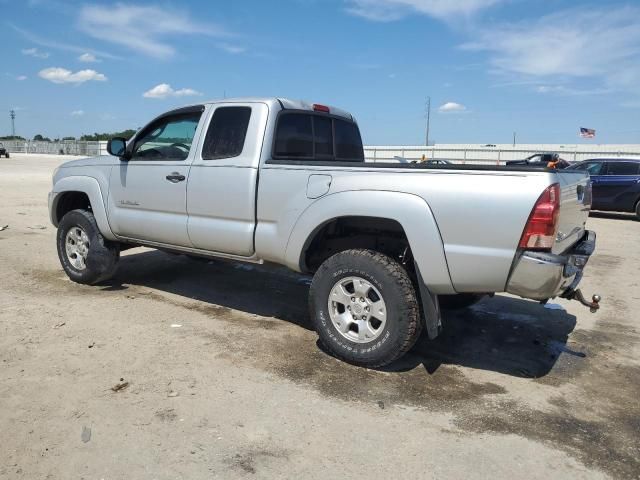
[
  {"x1": 414, "y1": 263, "x2": 442, "y2": 339},
  {"x1": 85, "y1": 237, "x2": 119, "y2": 274}
]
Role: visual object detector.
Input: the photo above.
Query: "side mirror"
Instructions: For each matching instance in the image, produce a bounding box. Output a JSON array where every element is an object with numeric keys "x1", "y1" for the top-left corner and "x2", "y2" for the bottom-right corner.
[{"x1": 107, "y1": 137, "x2": 129, "y2": 159}]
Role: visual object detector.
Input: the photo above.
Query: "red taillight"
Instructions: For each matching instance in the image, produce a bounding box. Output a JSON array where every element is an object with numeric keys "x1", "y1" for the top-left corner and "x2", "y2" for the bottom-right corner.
[
  {"x1": 313, "y1": 104, "x2": 330, "y2": 113},
  {"x1": 518, "y1": 183, "x2": 560, "y2": 251}
]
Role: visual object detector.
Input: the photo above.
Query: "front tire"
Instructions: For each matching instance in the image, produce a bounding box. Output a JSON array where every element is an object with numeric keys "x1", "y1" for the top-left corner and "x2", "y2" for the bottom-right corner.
[
  {"x1": 56, "y1": 209, "x2": 119, "y2": 284},
  {"x1": 635, "y1": 199, "x2": 640, "y2": 221},
  {"x1": 309, "y1": 249, "x2": 421, "y2": 368}
]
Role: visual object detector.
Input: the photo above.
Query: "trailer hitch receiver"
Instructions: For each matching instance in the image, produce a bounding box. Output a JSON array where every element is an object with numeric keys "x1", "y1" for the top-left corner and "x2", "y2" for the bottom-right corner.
[{"x1": 563, "y1": 289, "x2": 601, "y2": 313}]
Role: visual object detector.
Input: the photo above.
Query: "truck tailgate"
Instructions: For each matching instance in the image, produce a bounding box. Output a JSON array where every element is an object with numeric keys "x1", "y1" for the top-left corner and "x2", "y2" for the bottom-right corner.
[{"x1": 553, "y1": 170, "x2": 591, "y2": 254}]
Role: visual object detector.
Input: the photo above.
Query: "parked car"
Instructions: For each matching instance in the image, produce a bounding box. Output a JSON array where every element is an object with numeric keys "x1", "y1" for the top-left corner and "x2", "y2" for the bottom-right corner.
[
  {"x1": 424, "y1": 159, "x2": 451, "y2": 166},
  {"x1": 566, "y1": 158, "x2": 640, "y2": 219},
  {"x1": 48, "y1": 97, "x2": 599, "y2": 367},
  {"x1": 506, "y1": 153, "x2": 569, "y2": 169},
  {"x1": 0, "y1": 143, "x2": 9, "y2": 158}
]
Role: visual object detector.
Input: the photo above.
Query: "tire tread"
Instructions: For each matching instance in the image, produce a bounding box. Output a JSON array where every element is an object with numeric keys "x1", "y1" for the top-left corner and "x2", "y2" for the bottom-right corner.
[{"x1": 310, "y1": 248, "x2": 421, "y2": 367}]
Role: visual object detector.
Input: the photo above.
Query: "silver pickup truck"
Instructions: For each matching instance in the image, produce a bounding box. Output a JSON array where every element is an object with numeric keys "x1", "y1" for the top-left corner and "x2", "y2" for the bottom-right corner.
[{"x1": 49, "y1": 98, "x2": 599, "y2": 367}]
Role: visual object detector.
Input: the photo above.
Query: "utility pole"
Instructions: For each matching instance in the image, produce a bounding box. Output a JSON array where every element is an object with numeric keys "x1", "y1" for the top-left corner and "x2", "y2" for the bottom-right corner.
[
  {"x1": 10, "y1": 110, "x2": 16, "y2": 137},
  {"x1": 513, "y1": 131, "x2": 516, "y2": 147},
  {"x1": 425, "y1": 97, "x2": 431, "y2": 147}
]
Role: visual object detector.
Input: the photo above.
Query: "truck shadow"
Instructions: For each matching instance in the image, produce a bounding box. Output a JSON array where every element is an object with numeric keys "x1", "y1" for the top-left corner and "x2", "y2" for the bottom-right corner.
[
  {"x1": 107, "y1": 250, "x2": 579, "y2": 379},
  {"x1": 389, "y1": 297, "x2": 579, "y2": 378}
]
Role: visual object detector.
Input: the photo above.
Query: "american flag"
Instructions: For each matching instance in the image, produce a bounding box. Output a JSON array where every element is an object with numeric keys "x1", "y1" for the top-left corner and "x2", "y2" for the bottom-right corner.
[{"x1": 580, "y1": 127, "x2": 596, "y2": 138}]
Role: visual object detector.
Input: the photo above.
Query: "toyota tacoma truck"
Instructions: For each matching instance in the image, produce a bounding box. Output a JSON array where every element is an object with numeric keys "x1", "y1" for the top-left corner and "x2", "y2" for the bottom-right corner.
[{"x1": 48, "y1": 98, "x2": 599, "y2": 367}]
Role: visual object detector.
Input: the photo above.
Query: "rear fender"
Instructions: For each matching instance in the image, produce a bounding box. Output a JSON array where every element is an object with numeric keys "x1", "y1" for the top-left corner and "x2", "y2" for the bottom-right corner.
[{"x1": 285, "y1": 190, "x2": 455, "y2": 294}]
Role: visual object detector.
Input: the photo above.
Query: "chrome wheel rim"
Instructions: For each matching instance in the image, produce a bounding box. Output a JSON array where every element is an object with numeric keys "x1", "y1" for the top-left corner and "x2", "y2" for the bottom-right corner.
[
  {"x1": 65, "y1": 226, "x2": 90, "y2": 271},
  {"x1": 328, "y1": 276, "x2": 387, "y2": 343}
]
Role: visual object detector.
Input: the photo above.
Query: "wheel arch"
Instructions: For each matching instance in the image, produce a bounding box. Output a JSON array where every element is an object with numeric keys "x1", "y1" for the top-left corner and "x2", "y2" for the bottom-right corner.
[
  {"x1": 285, "y1": 190, "x2": 455, "y2": 294},
  {"x1": 50, "y1": 176, "x2": 116, "y2": 240}
]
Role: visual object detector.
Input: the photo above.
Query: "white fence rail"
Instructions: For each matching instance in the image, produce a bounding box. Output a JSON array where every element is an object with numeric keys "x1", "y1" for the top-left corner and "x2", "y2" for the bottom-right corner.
[
  {"x1": 364, "y1": 146, "x2": 640, "y2": 165},
  {"x1": 4, "y1": 140, "x2": 640, "y2": 165}
]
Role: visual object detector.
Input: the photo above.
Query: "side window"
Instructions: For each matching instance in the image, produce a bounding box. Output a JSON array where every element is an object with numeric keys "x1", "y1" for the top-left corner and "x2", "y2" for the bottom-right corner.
[
  {"x1": 584, "y1": 162, "x2": 604, "y2": 175},
  {"x1": 605, "y1": 162, "x2": 639, "y2": 176},
  {"x1": 202, "y1": 107, "x2": 252, "y2": 160},
  {"x1": 274, "y1": 114, "x2": 313, "y2": 158},
  {"x1": 335, "y1": 118, "x2": 364, "y2": 160},
  {"x1": 132, "y1": 112, "x2": 202, "y2": 161}
]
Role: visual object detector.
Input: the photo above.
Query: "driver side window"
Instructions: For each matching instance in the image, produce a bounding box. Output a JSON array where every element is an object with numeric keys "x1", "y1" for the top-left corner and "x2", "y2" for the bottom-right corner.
[{"x1": 132, "y1": 111, "x2": 202, "y2": 161}]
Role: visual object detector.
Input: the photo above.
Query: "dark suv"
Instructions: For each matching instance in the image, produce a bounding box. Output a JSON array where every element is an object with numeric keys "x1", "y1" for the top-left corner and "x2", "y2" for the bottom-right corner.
[
  {"x1": 0, "y1": 143, "x2": 9, "y2": 158},
  {"x1": 567, "y1": 158, "x2": 640, "y2": 219}
]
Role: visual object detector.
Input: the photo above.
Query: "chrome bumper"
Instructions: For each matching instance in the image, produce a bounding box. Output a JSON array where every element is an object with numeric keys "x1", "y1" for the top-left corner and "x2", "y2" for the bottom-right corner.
[{"x1": 506, "y1": 230, "x2": 596, "y2": 301}]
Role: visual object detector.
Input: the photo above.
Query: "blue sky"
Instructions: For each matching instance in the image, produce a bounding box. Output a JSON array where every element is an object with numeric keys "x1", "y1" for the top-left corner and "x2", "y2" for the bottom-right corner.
[{"x1": 2, "y1": 0, "x2": 640, "y2": 144}]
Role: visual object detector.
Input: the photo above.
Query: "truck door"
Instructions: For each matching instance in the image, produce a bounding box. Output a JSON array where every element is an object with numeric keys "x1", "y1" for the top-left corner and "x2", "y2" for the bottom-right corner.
[
  {"x1": 107, "y1": 107, "x2": 204, "y2": 246},
  {"x1": 186, "y1": 103, "x2": 269, "y2": 256}
]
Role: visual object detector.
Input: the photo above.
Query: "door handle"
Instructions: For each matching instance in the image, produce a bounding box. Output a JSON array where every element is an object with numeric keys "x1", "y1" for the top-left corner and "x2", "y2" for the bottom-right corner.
[{"x1": 166, "y1": 172, "x2": 186, "y2": 183}]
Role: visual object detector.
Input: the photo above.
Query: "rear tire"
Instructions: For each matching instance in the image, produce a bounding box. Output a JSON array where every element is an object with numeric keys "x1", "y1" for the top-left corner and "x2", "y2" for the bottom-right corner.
[
  {"x1": 57, "y1": 209, "x2": 119, "y2": 285},
  {"x1": 635, "y1": 199, "x2": 640, "y2": 221},
  {"x1": 309, "y1": 249, "x2": 421, "y2": 368}
]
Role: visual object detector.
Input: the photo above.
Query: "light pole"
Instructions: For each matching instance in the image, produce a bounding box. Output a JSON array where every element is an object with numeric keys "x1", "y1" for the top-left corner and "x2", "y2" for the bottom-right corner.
[
  {"x1": 425, "y1": 97, "x2": 431, "y2": 147},
  {"x1": 10, "y1": 110, "x2": 16, "y2": 137}
]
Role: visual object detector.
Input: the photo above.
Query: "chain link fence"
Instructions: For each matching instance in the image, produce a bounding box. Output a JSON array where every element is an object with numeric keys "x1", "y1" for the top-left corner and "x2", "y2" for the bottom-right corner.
[{"x1": 2, "y1": 140, "x2": 107, "y2": 156}]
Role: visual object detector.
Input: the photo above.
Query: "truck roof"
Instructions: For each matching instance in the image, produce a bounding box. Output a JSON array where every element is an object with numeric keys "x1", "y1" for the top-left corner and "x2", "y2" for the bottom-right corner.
[{"x1": 193, "y1": 97, "x2": 355, "y2": 121}]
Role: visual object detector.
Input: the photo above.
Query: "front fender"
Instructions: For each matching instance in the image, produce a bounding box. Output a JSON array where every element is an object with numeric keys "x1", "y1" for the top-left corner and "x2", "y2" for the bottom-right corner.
[
  {"x1": 50, "y1": 176, "x2": 116, "y2": 241},
  {"x1": 284, "y1": 190, "x2": 455, "y2": 294}
]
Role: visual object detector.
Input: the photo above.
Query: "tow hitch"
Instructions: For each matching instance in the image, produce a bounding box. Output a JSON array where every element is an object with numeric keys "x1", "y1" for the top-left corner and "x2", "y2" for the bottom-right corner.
[{"x1": 562, "y1": 289, "x2": 601, "y2": 313}]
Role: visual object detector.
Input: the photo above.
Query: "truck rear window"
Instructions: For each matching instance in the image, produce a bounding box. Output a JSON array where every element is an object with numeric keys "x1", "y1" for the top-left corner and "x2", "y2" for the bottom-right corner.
[
  {"x1": 202, "y1": 107, "x2": 252, "y2": 160},
  {"x1": 273, "y1": 112, "x2": 364, "y2": 162}
]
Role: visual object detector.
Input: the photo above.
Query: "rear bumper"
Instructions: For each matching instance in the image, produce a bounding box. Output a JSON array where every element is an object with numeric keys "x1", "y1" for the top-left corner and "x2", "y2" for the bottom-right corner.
[{"x1": 506, "y1": 230, "x2": 596, "y2": 301}]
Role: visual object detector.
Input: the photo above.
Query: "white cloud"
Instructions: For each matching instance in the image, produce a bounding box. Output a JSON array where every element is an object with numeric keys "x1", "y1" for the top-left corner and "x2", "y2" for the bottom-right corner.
[
  {"x1": 78, "y1": 3, "x2": 228, "y2": 59},
  {"x1": 70, "y1": 110, "x2": 85, "y2": 116},
  {"x1": 38, "y1": 67, "x2": 107, "y2": 84},
  {"x1": 535, "y1": 85, "x2": 612, "y2": 96},
  {"x1": 78, "y1": 53, "x2": 99, "y2": 63},
  {"x1": 22, "y1": 47, "x2": 49, "y2": 58},
  {"x1": 536, "y1": 85, "x2": 562, "y2": 94},
  {"x1": 142, "y1": 83, "x2": 202, "y2": 99},
  {"x1": 16, "y1": 75, "x2": 28, "y2": 81},
  {"x1": 345, "y1": 0, "x2": 501, "y2": 21},
  {"x1": 218, "y1": 43, "x2": 246, "y2": 54},
  {"x1": 438, "y1": 102, "x2": 466, "y2": 113},
  {"x1": 11, "y1": 24, "x2": 120, "y2": 60},
  {"x1": 462, "y1": 7, "x2": 640, "y2": 94}
]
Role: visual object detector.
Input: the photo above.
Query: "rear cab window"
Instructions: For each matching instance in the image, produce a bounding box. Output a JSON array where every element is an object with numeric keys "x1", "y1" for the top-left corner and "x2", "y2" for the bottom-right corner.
[{"x1": 273, "y1": 111, "x2": 364, "y2": 162}]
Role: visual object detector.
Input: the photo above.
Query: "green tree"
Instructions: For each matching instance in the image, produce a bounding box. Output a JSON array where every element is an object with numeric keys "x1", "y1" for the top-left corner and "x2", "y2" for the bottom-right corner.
[{"x1": 80, "y1": 129, "x2": 137, "y2": 141}]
